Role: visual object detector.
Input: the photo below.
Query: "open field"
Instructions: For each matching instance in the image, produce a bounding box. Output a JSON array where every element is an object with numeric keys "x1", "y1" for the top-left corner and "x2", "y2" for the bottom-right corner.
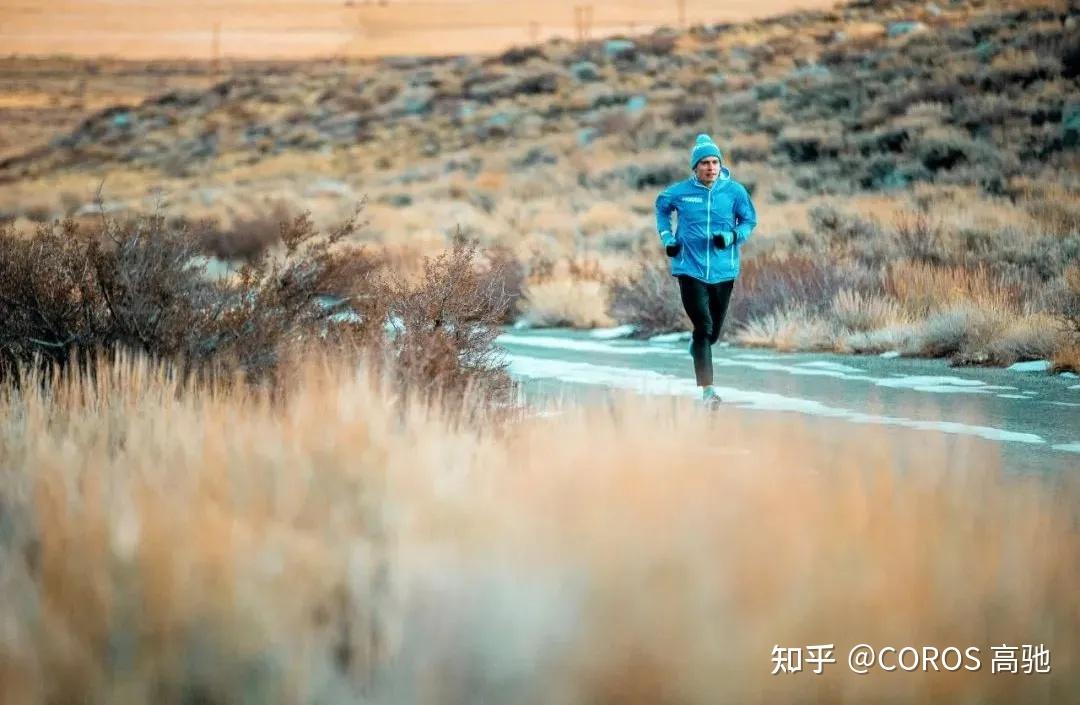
[
  {"x1": 1, "y1": 0, "x2": 838, "y2": 59},
  {"x1": 1, "y1": 0, "x2": 1077, "y2": 370}
]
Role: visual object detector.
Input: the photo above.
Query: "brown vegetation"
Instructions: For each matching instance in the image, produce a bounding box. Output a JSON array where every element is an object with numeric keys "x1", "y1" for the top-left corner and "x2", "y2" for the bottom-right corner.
[{"x1": 0, "y1": 356, "x2": 1076, "y2": 704}]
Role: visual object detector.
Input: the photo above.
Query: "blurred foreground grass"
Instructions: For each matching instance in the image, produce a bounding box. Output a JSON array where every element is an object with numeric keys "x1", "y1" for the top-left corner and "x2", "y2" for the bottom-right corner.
[{"x1": 0, "y1": 353, "x2": 1076, "y2": 704}]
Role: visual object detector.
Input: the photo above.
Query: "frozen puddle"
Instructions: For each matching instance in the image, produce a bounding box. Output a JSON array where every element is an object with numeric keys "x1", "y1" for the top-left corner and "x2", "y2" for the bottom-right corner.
[{"x1": 507, "y1": 355, "x2": 1046, "y2": 447}]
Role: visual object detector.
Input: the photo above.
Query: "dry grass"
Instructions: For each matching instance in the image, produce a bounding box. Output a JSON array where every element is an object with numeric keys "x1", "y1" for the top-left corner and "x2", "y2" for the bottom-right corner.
[
  {"x1": 606, "y1": 257, "x2": 688, "y2": 337},
  {"x1": 523, "y1": 277, "x2": 614, "y2": 329},
  {"x1": 577, "y1": 201, "x2": 635, "y2": 239},
  {"x1": 831, "y1": 289, "x2": 907, "y2": 333},
  {"x1": 735, "y1": 305, "x2": 838, "y2": 352},
  {"x1": 1051, "y1": 342, "x2": 1080, "y2": 373},
  {"x1": 0, "y1": 355, "x2": 1076, "y2": 703},
  {"x1": 887, "y1": 262, "x2": 1014, "y2": 318},
  {"x1": 843, "y1": 325, "x2": 918, "y2": 355},
  {"x1": 984, "y1": 313, "x2": 1067, "y2": 366}
]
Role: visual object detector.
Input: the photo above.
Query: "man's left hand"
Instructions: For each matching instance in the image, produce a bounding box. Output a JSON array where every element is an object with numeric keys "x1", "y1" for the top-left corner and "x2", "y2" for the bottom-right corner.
[{"x1": 712, "y1": 231, "x2": 736, "y2": 249}]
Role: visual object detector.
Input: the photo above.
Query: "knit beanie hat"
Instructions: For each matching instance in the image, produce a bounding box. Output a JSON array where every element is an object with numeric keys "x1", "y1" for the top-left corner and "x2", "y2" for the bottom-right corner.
[{"x1": 689, "y1": 133, "x2": 723, "y2": 170}]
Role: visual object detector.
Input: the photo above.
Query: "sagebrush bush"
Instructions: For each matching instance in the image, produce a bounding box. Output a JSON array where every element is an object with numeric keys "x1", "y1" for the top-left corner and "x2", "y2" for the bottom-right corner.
[
  {"x1": 728, "y1": 254, "x2": 863, "y2": 327},
  {"x1": 735, "y1": 304, "x2": 838, "y2": 352},
  {"x1": 389, "y1": 235, "x2": 515, "y2": 418},
  {"x1": 197, "y1": 201, "x2": 297, "y2": 259},
  {"x1": 831, "y1": 289, "x2": 906, "y2": 333},
  {"x1": 0, "y1": 212, "x2": 517, "y2": 419},
  {"x1": 0, "y1": 212, "x2": 383, "y2": 383},
  {"x1": 606, "y1": 257, "x2": 687, "y2": 336}
]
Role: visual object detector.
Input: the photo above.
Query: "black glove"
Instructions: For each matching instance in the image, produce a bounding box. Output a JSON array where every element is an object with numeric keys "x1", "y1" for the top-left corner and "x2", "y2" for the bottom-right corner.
[
  {"x1": 712, "y1": 231, "x2": 736, "y2": 249},
  {"x1": 665, "y1": 242, "x2": 681, "y2": 257}
]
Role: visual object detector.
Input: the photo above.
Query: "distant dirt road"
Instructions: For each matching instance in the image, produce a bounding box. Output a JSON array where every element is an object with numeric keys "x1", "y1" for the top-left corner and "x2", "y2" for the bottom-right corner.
[{"x1": 2, "y1": 0, "x2": 838, "y2": 59}]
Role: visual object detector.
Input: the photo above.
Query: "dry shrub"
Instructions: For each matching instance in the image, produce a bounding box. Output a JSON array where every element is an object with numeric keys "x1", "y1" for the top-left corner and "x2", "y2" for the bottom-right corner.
[
  {"x1": 1064, "y1": 264, "x2": 1080, "y2": 331},
  {"x1": 809, "y1": 204, "x2": 881, "y2": 251},
  {"x1": 911, "y1": 303, "x2": 1012, "y2": 360},
  {"x1": 198, "y1": 201, "x2": 296, "y2": 259},
  {"x1": 1013, "y1": 181, "x2": 1080, "y2": 238},
  {"x1": 892, "y1": 211, "x2": 945, "y2": 263},
  {"x1": 482, "y1": 244, "x2": 526, "y2": 323},
  {"x1": 735, "y1": 304, "x2": 838, "y2": 351},
  {"x1": 0, "y1": 212, "x2": 517, "y2": 420},
  {"x1": 727, "y1": 132, "x2": 772, "y2": 163},
  {"x1": 982, "y1": 313, "x2": 1065, "y2": 365},
  {"x1": 607, "y1": 258, "x2": 688, "y2": 337},
  {"x1": 577, "y1": 201, "x2": 633, "y2": 238},
  {"x1": 775, "y1": 123, "x2": 844, "y2": 163},
  {"x1": 729, "y1": 254, "x2": 858, "y2": 327},
  {"x1": 523, "y1": 278, "x2": 613, "y2": 329},
  {"x1": 831, "y1": 288, "x2": 906, "y2": 332},
  {"x1": 0, "y1": 212, "x2": 384, "y2": 384},
  {"x1": 389, "y1": 235, "x2": 515, "y2": 418},
  {"x1": 1051, "y1": 341, "x2": 1080, "y2": 373},
  {"x1": 843, "y1": 324, "x2": 918, "y2": 354},
  {"x1": 0, "y1": 354, "x2": 1077, "y2": 704},
  {"x1": 886, "y1": 261, "x2": 1015, "y2": 318}
]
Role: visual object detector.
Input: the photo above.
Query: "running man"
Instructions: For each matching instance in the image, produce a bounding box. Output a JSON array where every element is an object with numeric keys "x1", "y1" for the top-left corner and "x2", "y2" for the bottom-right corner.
[{"x1": 655, "y1": 134, "x2": 758, "y2": 405}]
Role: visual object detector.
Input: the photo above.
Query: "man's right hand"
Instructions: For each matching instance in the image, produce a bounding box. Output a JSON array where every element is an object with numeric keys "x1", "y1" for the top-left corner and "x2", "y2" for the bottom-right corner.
[{"x1": 665, "y1": 242, "x2": 681, "y2": 257}]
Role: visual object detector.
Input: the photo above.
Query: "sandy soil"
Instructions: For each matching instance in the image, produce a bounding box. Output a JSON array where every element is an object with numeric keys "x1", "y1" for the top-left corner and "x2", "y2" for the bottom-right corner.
[{"x1": 2, "y1": 0, "x2": 838, "y2": 59}]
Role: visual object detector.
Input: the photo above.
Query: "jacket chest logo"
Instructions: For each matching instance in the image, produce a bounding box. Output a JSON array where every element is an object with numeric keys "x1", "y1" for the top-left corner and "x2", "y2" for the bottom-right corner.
[{"x1": 680, "y1": 196, "x2": 704, "y2": 203}]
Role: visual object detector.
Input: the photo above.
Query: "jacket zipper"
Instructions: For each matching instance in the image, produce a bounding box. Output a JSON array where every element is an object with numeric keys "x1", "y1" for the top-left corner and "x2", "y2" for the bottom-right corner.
[{"x1": 705, "y1": 184, "x2": 712, "y2": 281}]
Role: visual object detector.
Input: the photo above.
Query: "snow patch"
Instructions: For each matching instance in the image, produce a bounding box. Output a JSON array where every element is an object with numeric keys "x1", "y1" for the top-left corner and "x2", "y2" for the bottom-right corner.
[
  {"x1": 879, "y1": 351, "x2": 901, "y2": 359},
  {"x1": 508, "y1": 355, "x2": 1045, "y2": 446},
  {"x1": 796, "y1": 361, "x2": 864, "y2": 374},
  {"x1": 498, "y1": 334, "x2": 673, "y2": 356},
  {"x1": 874, "y1": 375, "x2": 1015, "y2": 394},
  {"x1": 1008, "y1": 360, "x2": 1051, "y2": 373},
  {"x1": 589, "y1": 324, "x2": 637, "y2": 340},
  {"x1": 1050, "y1": 443, "x2": 1080, "y2": 454},
  {"x1": 648, "y1": 331, "x2": 691, "y2": 344}
]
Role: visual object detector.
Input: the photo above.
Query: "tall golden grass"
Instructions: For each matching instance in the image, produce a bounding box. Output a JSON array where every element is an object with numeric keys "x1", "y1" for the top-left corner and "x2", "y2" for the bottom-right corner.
[{"x1": 0, "y1": 354, "x2": 1077, "y2": 704}]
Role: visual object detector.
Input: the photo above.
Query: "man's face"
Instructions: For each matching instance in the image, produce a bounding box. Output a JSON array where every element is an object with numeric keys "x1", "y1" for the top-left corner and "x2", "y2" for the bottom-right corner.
[{"x1": 695, "y1": 156, "x2": 721, "y2": 185}]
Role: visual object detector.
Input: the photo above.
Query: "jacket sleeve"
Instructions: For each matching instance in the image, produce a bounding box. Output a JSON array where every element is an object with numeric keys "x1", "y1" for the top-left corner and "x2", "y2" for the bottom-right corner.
[
  {"x1": 655, "y1": 187, "x2": 677, "y2": 247},
  {"x1": 733, "y1": 185, "x2": 757, "y2": 244}
]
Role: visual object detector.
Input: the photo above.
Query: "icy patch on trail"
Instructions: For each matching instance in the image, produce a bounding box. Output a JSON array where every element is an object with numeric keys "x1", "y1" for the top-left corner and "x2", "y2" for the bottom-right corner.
[
  {"x1": 796, "y1": 361, "x2": 865, "y2": 374},
  {"x1": 499, "y1": 335, "x2": 1028, "y2": 395},
  {"x1": 507, "y1": 355, "x2": 1046, "y2": 446},
  {"x1": 1008, "y1": 360, "x2": 1051, "y2": 373},
  {"x1": 589, "y1": 325, "x2": 637, "y2": 340},
  {"x1": 1051, "y1": 442, "x2": 1080, "y2": 453},
  {"x1": 648, "y1": 331, "x2": 692, "y2": 344},
  {"x1": 873, "y1": 376, "x2": 1016, "y2": 394},
  {"x1": 498, "y1": 334, "x2": 676, "y2": 356}
]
